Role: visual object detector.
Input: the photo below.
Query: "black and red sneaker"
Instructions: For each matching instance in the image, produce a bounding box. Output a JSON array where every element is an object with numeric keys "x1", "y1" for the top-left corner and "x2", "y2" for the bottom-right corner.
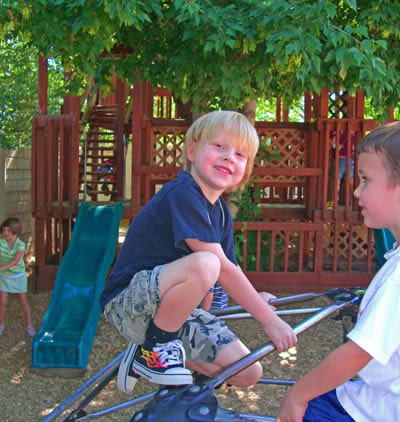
[{"x1": 132, "y1": 339, "x2": 193, "y2": 385}]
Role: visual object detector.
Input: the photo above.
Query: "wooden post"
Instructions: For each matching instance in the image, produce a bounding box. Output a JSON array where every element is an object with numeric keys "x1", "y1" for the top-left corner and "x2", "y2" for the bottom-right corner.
[
  {"x1": 304, "y1": 92, "x2": 312, "y2": 122},
  {"x1": 276, "y1": 98, "x2": 281, "y2": 122},
  {"x1": 38, "y1": 55, "x2": 48, "y2": 114},
  {"x1": 356, "y1": 90, "x2": 365, "y2": 119},
  {"x1": 313, "y1": 92, "x2": 320, "y2": 118},
  {"x1": 319, "y1": 89, "x2": 330, "y2": 118},
  {"x1": 131, "y1": 80, "x2": 145, "y2": 213},
  {"x1": 115, "y1": 76, "x2": 125, "y2": 200}
]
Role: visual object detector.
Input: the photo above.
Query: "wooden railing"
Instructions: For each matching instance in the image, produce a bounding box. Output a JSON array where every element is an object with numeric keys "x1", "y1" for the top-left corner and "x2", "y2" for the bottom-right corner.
[
  {"x1": 32, "y1": 114, "x2": 79, "y2": 290},
  {"x1": 234, "y1": 221, "x2": 376, "y2": 293}
]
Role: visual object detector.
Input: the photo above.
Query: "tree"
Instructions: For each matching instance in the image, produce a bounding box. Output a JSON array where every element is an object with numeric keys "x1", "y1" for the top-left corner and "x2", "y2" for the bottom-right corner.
[
  {"x1": 1, "y1": 0, "x2": 400, "y2": 118},
  {"x1": 0, "y1": 35, "x2": 64, "y2": 149}
]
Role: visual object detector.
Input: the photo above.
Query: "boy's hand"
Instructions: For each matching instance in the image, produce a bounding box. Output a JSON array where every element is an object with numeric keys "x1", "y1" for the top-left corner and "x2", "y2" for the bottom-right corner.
[
  {"x1": 277, "y1": 389, "x2": 308, "y2": 422},
  {"x1": 263, "y1": 317, "x2": 297, "y2": 352},
  {"x1": 258, "y1": 291, "x2": 277, "y2": 310}
]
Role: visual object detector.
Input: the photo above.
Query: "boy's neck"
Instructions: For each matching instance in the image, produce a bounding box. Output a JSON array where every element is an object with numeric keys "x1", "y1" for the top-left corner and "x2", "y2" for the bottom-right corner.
[
  {"x1": 189, "y1": 171, "x2": 223, "y2": 205},
  {"x1": 6, "y1": 236, "x2": 17, "y2": 248}
]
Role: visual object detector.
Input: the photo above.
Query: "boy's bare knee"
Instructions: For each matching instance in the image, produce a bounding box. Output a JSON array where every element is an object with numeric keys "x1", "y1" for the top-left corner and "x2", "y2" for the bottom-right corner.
[
  {"x1": 228, "y1": 361, "x2": 263, "y2": 388},
  {"x1": 191, "y1": 251, "x2": 221, "y2": 284}
]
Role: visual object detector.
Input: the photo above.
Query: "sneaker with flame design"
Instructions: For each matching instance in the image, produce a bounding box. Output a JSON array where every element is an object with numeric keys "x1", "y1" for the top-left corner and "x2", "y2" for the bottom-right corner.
[{"x1": 132, "y1": 339, "x2": 193, "y2": 385}]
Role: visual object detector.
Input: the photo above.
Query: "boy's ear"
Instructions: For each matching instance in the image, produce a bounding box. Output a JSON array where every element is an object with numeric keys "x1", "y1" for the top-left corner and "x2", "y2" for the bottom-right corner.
[{"x1": 186, "y1": 140, "x2": 197, "y2": 162}]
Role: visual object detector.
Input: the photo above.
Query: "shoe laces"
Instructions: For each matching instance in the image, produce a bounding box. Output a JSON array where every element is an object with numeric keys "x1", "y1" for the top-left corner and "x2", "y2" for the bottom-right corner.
[{"x1": 154, "y1": 339, "x2": 186, "y2": 367}]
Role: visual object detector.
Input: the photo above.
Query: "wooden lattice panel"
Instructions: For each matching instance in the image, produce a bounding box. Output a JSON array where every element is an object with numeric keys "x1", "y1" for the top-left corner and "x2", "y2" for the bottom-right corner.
[
  {"x1": 323, "y1": 223, "x2": 373, "y2": 259},
  {"x1": 255, "y1": 129, "x2": 307, "y2": 183},
  {"x1": 151, "y1": 128, "x2": 185, "y2": 168},
  {"x1": 328, "y1": 91, "x2": 348, "y2": 119},
  {"x1": 321, "y1": 223, "x2": 376, "y2": 274}
]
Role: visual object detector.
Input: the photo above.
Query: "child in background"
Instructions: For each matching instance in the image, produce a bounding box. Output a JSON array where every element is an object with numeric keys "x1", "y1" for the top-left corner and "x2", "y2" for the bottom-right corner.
[
  {"x1": 0, "y1": 217, "x2": 35, "y2": 336},
  {"x1": 100, "y1": 110, "x2": 297, "y2": 393},
  {"x1": 277, "y1": 121, "x2": 400, "y2": 422}
]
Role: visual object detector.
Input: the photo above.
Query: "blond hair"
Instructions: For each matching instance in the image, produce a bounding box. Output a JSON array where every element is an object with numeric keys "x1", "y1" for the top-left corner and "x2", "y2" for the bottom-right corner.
[{"x1": 183, "y1": 111, "x2": 259, "y2": 191}]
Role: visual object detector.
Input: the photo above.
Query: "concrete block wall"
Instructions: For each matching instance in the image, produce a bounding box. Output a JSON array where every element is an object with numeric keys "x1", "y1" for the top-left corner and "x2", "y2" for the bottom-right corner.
[{"x1": 0, "y1": 147, "x2": 34, "y2": 257}]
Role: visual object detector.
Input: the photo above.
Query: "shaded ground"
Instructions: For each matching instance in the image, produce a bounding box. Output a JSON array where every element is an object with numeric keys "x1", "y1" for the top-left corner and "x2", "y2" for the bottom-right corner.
[{"x1": 0, "y1": 289, "x2": 347, "y2": 421}]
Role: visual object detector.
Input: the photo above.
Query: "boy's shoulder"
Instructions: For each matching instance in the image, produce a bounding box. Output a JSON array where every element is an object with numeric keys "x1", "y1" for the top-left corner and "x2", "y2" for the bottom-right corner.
[
  {"x1": 363, "y1": 244, "x2": 400, "y2": 301},
  {"x1": 380, "y1": 243, "x2": 400, "y2": 281},
  {"x1": 15, "y1": 237, "x2": 25, "y2": 250}
]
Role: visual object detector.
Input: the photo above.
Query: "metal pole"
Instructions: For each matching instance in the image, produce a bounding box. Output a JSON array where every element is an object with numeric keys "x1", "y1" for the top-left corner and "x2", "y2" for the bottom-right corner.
[
  {"x1": 218, "y1": 307, "x2": 322, "y2": 320},
  {"x1": 212, "y1": 288, "x2": 346, "y2": 316}
]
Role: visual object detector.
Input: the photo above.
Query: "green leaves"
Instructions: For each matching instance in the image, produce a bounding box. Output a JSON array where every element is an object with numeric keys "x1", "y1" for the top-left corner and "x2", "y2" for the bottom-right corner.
[
  {"x1": 1, "y1": 0, "x2": 400, "y2": 116},
  {"x1": 0, "y1": 36, "x2": 64, "y2": 149},
  {"x1": 343, "y1": 0, "x2": 357, "y2": 11}
]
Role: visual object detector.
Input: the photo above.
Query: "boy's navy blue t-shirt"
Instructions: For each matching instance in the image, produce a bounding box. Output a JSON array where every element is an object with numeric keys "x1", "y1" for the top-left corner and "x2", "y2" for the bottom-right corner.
[{"x1": 100, "y1": 170, "x2": 237, "y2": 310}]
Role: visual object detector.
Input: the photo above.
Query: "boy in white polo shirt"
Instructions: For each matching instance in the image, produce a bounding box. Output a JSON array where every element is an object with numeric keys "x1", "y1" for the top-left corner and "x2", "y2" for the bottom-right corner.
[{"x1": 278, "y1": 121, "x2": 400, "y2": 422}]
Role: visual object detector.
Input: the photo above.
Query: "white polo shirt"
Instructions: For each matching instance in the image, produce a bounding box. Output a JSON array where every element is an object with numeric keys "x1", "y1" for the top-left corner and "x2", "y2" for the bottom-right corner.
[{"x1": 337, "y1": 244, "x2": 400, "y2": 421}]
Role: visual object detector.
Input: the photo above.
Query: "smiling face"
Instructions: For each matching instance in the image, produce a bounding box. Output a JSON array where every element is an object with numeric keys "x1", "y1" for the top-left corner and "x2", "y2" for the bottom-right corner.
[
  {"x1": 354, "y1": 151, "x2": 400, "y2": 240},
  {"x1": 186, "y1": 130, "x2": 248, "y2": 203}
]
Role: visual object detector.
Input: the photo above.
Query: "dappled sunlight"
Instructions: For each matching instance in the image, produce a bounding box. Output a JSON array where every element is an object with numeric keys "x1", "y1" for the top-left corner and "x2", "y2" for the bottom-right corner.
[
  {"x1": 232, "y1": 388, "x2": 263, "y2": 412},
  {"x1": 6, "y1": 339, "x2": 27, "y2": 356},
  {"x1": 279, "y1": 346, "x2": 298, "y2": 367},
  {"x1": 10, "y1": 366, "x2": 27, "y2": 384},
  {"x1": 218, "y1": 384, "x2": 265, "y2": 413}
]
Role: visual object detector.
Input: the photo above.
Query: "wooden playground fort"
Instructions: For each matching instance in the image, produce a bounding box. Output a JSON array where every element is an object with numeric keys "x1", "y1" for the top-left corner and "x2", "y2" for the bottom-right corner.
[{"x1": 32, "y1": 60, "x2": 389, "y2": 293}]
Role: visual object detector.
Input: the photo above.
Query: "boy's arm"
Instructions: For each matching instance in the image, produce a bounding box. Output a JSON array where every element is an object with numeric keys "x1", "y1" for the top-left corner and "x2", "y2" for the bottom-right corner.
[
  {"x1": 185, "y1": 238, "x2": 297, "y2": 351},
  {"x1": 277, "y1": 340, "x2": 372, "y2": 422},
  {"x1": 0, "y1": 250, "x2": 24, "y2": 271}
]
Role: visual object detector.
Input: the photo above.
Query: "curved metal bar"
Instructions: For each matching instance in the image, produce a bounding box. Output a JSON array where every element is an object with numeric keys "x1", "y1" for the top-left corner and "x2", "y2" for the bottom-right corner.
[
  {"x1": 212, "y1": 305, "x2": 243, "y2": 316},
  {"x1": 218, "y1": 307, "x2": 322, "y2": 320},
  {"x1": 212, "y1": 288, "x2": 352, "y2": 316},
  {"x1": 258, "y1": 378, "x2": 295, "y2": 385},
  {"x1": 268, "y1": 289, "x2": 343, "y2": 306}
]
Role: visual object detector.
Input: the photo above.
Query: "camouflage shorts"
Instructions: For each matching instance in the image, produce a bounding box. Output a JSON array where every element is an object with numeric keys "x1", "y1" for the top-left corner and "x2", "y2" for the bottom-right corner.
[{"x1": 103, "y1": 266, "x2": 237, "y2": 363}]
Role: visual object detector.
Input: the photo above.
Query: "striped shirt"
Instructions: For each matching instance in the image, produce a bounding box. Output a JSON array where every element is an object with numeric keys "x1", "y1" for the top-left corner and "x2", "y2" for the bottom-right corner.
[
  {"x1": 210, "y1": 282, "x2": 229, "y2": 310},
  {"x1": 0, "y1": 238, "x2": 26, "y2": 275}
]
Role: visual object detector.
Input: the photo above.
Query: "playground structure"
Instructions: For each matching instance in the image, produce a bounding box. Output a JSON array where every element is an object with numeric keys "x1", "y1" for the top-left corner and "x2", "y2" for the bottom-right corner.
[
  {"x1": 40, "y1": 287, "x2": 364, "y2": 421},
  {"x1": 32, "y1": 66, "x2": 389, "y2": 294}
]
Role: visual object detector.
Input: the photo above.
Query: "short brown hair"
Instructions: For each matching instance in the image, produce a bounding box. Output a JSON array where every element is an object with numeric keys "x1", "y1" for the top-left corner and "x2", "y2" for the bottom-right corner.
[
  {"x1": 183, "y1": 110, "x2": 259, "y2": 191},
  {"x1": 1, "y1": 217, "x2": 22, "y2": 236},
  {"x1": 358, "y1": 121, "x2": 400, "y2": 186}
]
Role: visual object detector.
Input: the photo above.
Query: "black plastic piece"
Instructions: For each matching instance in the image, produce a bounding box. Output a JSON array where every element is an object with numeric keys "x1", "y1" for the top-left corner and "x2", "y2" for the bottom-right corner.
[{"x1": 130, "y1": 383, "x2": 218, "y2": 422}]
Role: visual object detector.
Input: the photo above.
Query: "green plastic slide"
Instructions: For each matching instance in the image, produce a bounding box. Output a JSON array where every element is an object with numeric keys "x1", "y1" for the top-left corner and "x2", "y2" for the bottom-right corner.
[{"x1": 31, "y1": 201, "x2": 125, "y2": 376}]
